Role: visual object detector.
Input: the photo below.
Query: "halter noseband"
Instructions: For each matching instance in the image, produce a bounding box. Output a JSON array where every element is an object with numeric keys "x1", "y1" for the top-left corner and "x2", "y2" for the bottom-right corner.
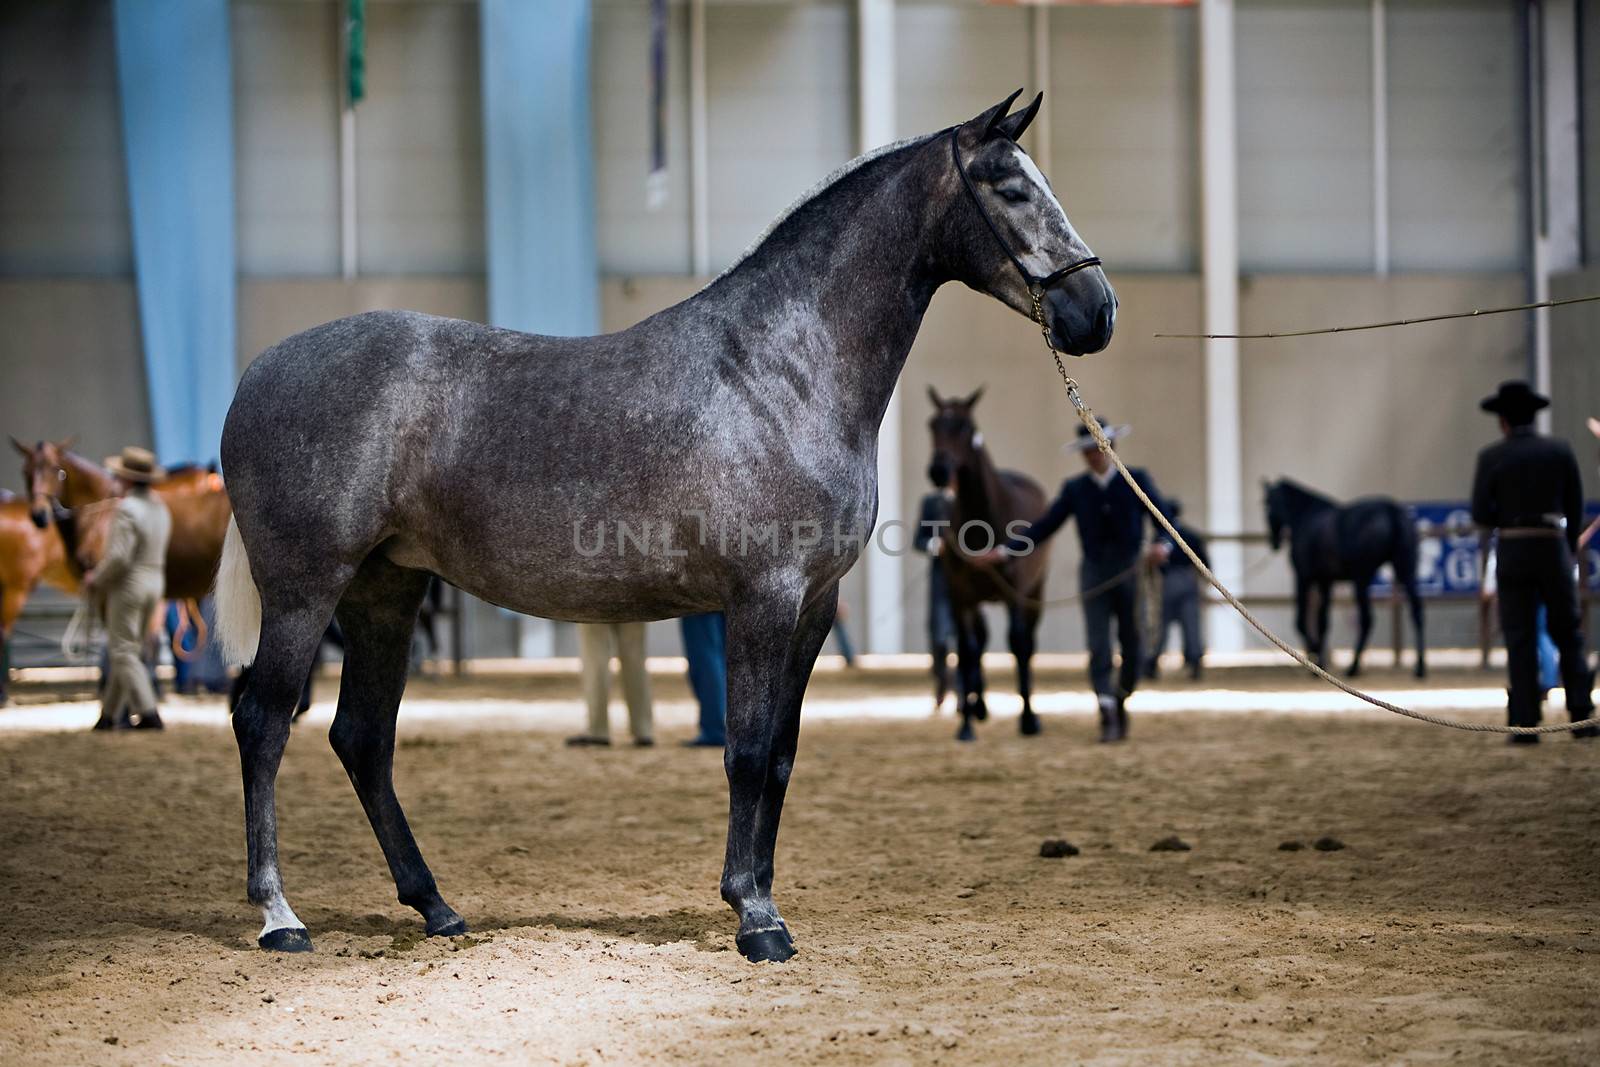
[{"x1": 950, "y1": 128, "x2": 1101, "y2": 294}]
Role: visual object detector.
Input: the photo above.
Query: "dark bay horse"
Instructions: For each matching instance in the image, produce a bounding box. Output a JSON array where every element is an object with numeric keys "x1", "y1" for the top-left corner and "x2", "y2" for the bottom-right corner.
[
  {"x1": 1265, "y1": 478, "x2": 1425, "y2": 678},
  {"x1": 215, "y1": 91, "x2": 1116, "y2": 961},
  {"x1": 926, "y1": 387, "x2": 1050, "y2": 740}
]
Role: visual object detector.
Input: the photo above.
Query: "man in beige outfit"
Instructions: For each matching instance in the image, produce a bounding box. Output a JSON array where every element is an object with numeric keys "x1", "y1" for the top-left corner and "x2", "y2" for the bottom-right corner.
[
  {"x1": 567, "y1": 622, "x2": 653, "y2": 747},
  {"x1": 86, "y1": 447, "x2": 172, "y2": 731}
]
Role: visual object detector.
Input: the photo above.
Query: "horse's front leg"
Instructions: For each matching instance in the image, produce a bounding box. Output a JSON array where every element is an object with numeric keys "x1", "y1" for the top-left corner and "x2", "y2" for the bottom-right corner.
[
  {"x1": 1313, "y1": 581, "x2": 1334, "y2": 669},
  {"x1": 1008, "y1": 601, "x2": 1041, "y2": 736},
  {"x1": 720, "y1": 586, "x2": 822, "y2": 963},
  {"x1": 953, "y1": 605, "x2": 986, "y2": 740},
  {"x1": 1349, "y1": 580, "x2": 1374, "y2": 678}
]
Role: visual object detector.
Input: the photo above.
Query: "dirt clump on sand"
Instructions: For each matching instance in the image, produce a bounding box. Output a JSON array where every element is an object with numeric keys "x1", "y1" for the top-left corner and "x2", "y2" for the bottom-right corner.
[{"x1": 1, "y1": 690, "x2": 1598, "y2": 1064}]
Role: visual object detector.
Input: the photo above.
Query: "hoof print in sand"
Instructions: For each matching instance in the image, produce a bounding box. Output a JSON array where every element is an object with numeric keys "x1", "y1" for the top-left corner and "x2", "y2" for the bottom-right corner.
[
  {"x1": 1149, "y1": 835, "x2": 1191, "y2": 852},
  {"x1": 1039, "y1": 839, "x2": 1080, "y2": 858},
  {"x1": 1278, "y1": 840, "x2": 1305, "y2": 851},
  {"x1": 1312, "y1": 836, "x2": 1346, "y2": 852}
]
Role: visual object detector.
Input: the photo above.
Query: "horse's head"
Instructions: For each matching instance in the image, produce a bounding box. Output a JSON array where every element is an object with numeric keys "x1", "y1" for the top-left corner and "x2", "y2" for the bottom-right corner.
[
  {"x1": 11, "y1": 436, "x2": 74, "y2": 529},
  {"x1": 927, "y1": 386, "x2": 985, "y2": 488},
  {"x1": 944, "y1": 91, "x2": 1116, "y2": 357},
  {"x1": 1264, "y1": 479, "x2": 1287, "y2": 551}
]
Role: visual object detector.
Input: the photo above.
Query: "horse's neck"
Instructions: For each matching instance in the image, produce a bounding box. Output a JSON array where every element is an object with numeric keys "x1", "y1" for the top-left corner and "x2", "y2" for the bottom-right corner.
[
  {"x1": 955, "y1": 444, "x2": 1009, "y2": 524},
  {"x1": 686, "y1": 142, "x2": 944, "y2": 432},
  {"x1": 1283, "y1": 484, "x2": 1334, "y2": 523},
  {"x1": 62, "y1": 453, "x2": 115, "y2": 507}
]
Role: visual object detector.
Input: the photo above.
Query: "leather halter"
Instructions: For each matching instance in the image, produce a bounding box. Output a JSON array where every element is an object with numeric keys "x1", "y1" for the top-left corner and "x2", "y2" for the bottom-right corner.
[{"x1": 950, "y1": 128, "x2": 1101, "y2": 293}]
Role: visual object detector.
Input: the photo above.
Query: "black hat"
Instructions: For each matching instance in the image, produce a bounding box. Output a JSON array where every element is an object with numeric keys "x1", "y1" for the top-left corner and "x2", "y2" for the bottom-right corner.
[
  {"x1": 1480, "y1": 380, "x2": 1548, "y2": 422},
  {"x1": 1064, "y1": 419, "x2": 1129, "y2": 453}
]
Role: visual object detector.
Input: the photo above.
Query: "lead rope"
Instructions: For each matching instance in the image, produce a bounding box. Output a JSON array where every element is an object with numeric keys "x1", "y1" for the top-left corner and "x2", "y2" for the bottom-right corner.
[{"x1": 1028, "y1": 290, "x2": 1600, "y2": 736}]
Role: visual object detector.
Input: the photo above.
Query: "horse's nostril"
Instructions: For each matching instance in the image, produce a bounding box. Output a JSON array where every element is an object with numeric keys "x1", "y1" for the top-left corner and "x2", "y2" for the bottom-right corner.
[{"x1": 1095, "y1": 301, "x2": 1116, "y2": 339}]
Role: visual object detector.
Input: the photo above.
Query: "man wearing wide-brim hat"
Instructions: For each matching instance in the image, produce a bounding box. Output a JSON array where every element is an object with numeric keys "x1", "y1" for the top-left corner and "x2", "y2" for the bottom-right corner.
[
  {"x1": 1471, "y1": 381, "x2": 1596, "y2": 742},
  {"x1": 85, "y1": 446, "x2": 172, "y2": 731}
]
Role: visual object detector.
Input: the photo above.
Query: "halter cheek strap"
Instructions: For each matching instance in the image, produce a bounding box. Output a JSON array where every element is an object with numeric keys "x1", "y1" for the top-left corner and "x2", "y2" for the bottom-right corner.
[{"x1": 950, "y1": 128, "x2": 1101, "y2": 293}]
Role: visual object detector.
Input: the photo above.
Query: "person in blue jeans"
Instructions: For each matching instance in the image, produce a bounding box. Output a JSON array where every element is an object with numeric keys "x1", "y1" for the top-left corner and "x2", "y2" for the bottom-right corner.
[{"x1": 680, "y1": 612, "x2": 727, "y2": 747}]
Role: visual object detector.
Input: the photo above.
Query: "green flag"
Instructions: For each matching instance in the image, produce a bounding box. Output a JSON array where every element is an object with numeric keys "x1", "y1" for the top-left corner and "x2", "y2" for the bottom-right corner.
[{"x1": 346, "y1": 0, "x2": 365, "y2": 105}]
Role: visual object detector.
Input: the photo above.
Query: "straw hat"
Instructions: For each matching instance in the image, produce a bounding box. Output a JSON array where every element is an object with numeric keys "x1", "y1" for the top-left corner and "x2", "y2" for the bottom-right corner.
[{"x1": 105, "y1": 446, "x2": 166, "y2": 484}]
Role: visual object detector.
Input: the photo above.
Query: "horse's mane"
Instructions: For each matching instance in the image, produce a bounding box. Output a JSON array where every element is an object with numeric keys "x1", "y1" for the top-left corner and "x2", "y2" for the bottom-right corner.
[
  {"x1": 1276, "y1": 478, "x2": 1337, "y2": 510},
  {"x1": 715, "y1": 130, "x2": 944, "y2": 281}
]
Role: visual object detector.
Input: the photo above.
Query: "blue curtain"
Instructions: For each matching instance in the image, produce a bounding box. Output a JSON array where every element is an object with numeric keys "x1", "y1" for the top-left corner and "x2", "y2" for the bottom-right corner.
[
  {"x1": 113, "y1": 0, "x2": 236, "y2": 465},
  {"x1": 480, "y1": 0, "x2": 599, "y2": 337}
]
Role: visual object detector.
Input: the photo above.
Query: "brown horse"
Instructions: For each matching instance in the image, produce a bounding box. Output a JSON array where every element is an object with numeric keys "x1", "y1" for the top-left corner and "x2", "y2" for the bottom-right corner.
[
  {"x1": 0, "y1": 491, "x2": 79, "y2": 704},
  {"x1": 925, "y1": 388, "x2": 1052, "y2": 740},
  {"x1": 15, "y1": 438, "x2": 231, "y2": 598}
]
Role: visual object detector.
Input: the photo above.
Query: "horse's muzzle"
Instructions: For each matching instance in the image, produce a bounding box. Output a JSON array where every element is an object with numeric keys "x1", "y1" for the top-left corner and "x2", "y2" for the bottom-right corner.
[{"x1": 1045, "y1": 283, "x2": 1116, "y2": 356}]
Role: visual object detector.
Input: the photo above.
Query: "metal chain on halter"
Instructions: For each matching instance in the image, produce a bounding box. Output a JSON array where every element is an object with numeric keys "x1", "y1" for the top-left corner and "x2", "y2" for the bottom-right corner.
[{"x1": 1027, "y1": 288, "x2": 1600, "y2": 736}]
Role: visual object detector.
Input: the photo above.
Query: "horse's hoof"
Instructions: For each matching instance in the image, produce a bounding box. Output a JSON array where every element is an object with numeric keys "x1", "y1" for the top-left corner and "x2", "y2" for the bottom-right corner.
[
  {"x1": 973, "y1": 702, "x2": 989, "y2": 722},
  {"x1": 427, "y1": 914, "x2": 469, "y2": 938},
  {"x1": 736, "y1": 928, "x2": 797, "y2": 963},
  {"x1": 956, "y1": 723, "x2": 976, "y2": 742},
  {"x1": 258, "y1": 927, "x2": 313, "y2": 953},
  {"x1": 1019, "y1": 711, "x2": 1041, "y2": 736}
]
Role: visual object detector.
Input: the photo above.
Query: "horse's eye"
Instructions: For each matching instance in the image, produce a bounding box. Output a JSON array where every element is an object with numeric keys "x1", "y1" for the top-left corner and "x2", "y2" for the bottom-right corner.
[
  {"x1": 999, "y1": 188, "x2": 1028, "y2": 204},
  {"x1": 56, "y1": 469, "x2": 65, "y2": 482}
]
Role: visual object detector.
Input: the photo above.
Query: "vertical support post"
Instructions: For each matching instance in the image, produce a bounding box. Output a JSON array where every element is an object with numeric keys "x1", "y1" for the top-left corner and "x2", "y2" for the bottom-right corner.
[
  {"x1": 858, "y1": 0, "x2": 900, "y2": 654},
  {"x1": 1370, "y1": 0, "x2": 1389, "y2": 276},
  {"x1": 1200, "y1": 0, "x2": 1244, "y2": 652},
  {"x1": 1529, "y1": 0, "x2": 1581, "y2": 431},
  {"x1": 339, "y1": 4, "x2": 358, "y2": 280},
  {"x1": 1030, "y1": 4, "x2": 1052, "y2": 173},
  {"x1": 689, "y1": 0, "x2": 710, "y2": 275}
]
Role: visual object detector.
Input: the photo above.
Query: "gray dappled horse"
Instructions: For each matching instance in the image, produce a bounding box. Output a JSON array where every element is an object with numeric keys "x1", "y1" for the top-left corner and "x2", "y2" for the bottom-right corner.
[
  {"x1": 926, "y1": 387, "x2": 1051, "y2": 741},
  {"x1": 215, "y1": 92, "x2": 1116, "y2": 963},
  {"x1": 1265, "y1": 478, "x2": 1426, "y2": 679}
]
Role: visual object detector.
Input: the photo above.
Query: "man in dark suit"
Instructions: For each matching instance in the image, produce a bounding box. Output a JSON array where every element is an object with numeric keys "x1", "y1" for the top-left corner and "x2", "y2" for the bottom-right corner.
[
  {"x1": 981, "y1": 420, "x2": 1172, "y2": 742},
  {"x1": 1471, "y1": 380, "x2": 1596, "y2": 742}
]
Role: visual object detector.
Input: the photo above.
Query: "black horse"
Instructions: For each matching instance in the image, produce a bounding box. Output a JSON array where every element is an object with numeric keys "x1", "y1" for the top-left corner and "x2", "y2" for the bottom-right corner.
[
  {"x1": 1265, "y1": 479, "x2": 1425, "y2": 678},
  {"x1": 926, "y1": 387, "x2": 1051, "y2": 740},
  {"x1": 214, "y1": 92, "x2": 1116, "y2": 962}
]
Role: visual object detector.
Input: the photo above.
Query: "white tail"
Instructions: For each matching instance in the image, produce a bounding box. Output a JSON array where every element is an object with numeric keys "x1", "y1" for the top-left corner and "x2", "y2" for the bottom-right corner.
[{"x1": 214, "y1": 516, "x2": 263, "y2": 666}]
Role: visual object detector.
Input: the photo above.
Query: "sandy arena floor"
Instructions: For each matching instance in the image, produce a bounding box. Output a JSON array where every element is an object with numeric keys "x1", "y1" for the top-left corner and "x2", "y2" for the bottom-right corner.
[{"x1": 2, "y1": 669, "x2": 1598, "y2": 1065}]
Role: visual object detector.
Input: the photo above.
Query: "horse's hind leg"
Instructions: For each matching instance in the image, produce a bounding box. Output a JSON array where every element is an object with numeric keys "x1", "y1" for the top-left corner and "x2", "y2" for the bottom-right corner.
[
  {"x1": 234, "y1": 602, "x2": 339, "y2": 952},
  {"x1": 1408, "y1": 583, "x2": 1426, "y2": 678},
  {"x1": 329, "y1": 556, "x2": 465, "y2": 937}
]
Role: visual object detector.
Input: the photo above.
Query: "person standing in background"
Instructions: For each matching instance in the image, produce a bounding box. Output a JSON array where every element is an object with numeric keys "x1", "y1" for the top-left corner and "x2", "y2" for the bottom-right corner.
[
  {"x1": 680, "y1": 612, "x2": 726, "y2": 748},
  {"x1": 1143, "y1": 497, "x2": 1208, "y2": 682},
  {"x1": 85, "y1": 447, "x2": 171, "y2": 731},
  {"x1": 1470, "y1": 381, "x2": 1595, "y2": 742},
  {"x1": 567, "y1": 622, "x2": 654, "y2": 747},
  {"x1": 913, "y1": 471, "x2": 958, "y2": 711}
]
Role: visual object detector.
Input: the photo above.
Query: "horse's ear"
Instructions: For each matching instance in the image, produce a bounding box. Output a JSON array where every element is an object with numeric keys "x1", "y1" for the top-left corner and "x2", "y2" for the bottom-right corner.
[
  {"x1": 9, "y1": 435, "x2": 30, "y2": 457},
  {"x1": 992, "y1": 92, "x2": 1042, "y2": 143},
  {"x1": 927, "y1": 385, "x2": 944, "y2": 408},
  {"x1": 965, "y1": 89, "x2": 1025, "y2": 143},
  {"x1": 56, "y1": 435, "x2": 77, "y2": 453},
  {"x1": 964, "y1": 386, "x2": 985, "y2": 409}
]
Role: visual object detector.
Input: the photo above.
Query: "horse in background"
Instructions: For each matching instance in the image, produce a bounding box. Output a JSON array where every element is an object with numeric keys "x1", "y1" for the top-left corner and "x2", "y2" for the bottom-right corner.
[
  {"x1": 0, "y1": 490, "x2": 79, "y2": 705},
  {"x1": 1264, "y1": 478, "x2": 1426, "y2": 678},
  {"x1": 16, "y1": 438, "x2": 232, "y2": 599},
  {"x1": 927, "y1": 387, "x2": 1052, "y2": 740}
]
